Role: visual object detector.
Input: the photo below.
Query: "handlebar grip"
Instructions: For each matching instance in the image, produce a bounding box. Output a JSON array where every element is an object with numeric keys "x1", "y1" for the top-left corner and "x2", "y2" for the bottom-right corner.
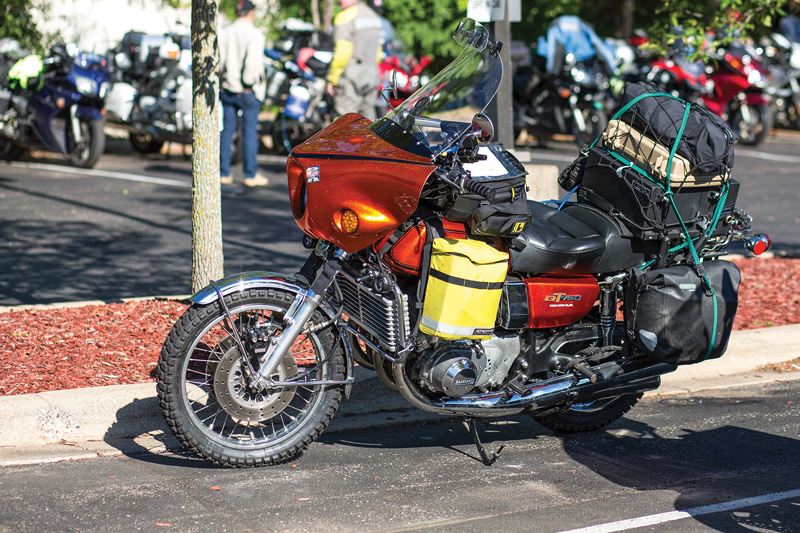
[{"x1": 462, "y1": 178, "x2": 496, "y2": 202}]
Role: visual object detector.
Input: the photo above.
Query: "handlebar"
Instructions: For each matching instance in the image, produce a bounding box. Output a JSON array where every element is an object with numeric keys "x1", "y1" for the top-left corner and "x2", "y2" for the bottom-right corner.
[{"x1": 462, "y1": 177, "x2": 496, "y2": 202}]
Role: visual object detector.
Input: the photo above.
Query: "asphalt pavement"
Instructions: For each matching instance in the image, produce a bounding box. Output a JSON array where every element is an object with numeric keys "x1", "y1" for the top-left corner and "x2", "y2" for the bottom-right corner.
[{"x1": 1, "y1": 316, "x2": 798, "y2": 467}]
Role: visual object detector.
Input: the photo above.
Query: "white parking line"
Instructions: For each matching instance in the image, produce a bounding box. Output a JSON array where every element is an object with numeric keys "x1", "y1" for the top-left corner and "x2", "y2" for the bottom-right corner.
[
  {"x1": 736, "y1": 150, "x2": 800, "y2": 164},
  {"x1": 9, "y1": 162, "x2": 191, "y2": 188},
  {"x1": 554, "y1": 488, "x2": 800, "y2": 533}
]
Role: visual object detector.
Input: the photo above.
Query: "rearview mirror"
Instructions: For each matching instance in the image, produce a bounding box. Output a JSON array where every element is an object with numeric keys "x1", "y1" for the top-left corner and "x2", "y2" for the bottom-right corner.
[{"x1": 471, "y1": 113, "x2": 494, "y2": 144}]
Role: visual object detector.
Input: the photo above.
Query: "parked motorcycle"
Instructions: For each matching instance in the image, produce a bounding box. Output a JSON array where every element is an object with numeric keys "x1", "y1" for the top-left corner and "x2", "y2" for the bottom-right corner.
[
  {"x1": 514, "y1": 17, "x2": 616, "y2": 147},
  {"x1": 0, "y1": 42, "x2": 109, "y2": 168},
  {"x1": 156, "y1": 18, "x2": 770, "y2": 468},
  {"x1": 762, "y1": 32, "x2": 800, "y2": 130},
  {"x1": 264, "y1": 20, "x2": 334, "y2": 154},
  {"x1": 377, "y1": 42, "x2": 431, "y2": 110},
  {"x1": 105, "y1": 32, "x2": 194, "y2": 154},
  {"x1": 702, "y1": 42, "x2": 772, "y2": 146}
]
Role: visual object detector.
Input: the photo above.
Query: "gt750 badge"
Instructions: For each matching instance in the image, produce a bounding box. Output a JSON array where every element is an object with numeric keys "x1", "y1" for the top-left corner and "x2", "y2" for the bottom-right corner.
[{"x1": 307, "y1": 166, "x2": 320, "y2": 183}]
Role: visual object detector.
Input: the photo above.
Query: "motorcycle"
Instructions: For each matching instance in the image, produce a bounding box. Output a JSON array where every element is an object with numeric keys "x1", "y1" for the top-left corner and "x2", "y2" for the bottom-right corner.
[
  {"x1": 514, "y1": 17, "x2": 615, "y2": 147},
  {"x1": 0, "y1": 42, "x2": 109, "y2": 168},
  {"x1": 105, "y1": 32, "x2": 197, "y2": 156},
  {"x1": 702, "y1": 42, "x2": 772, "y2": 146},
  {"x1": 264, "y1": 20, "x2": 334, "y2": 154},
  {"x1": 377, "y1": 41, "x2": 432, "y2": 111},
  {"x1": 761, "y1": 32, "x2": 800, "y2": 130},
  {"x1": 156, "y1": 18, "x2": 770, "y2": 468}
]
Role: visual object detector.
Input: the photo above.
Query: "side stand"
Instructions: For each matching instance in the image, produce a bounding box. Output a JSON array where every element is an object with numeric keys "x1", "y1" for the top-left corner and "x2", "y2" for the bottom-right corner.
[{"x1": 460, "y1": 417, "x2": 504, "y2": 466}]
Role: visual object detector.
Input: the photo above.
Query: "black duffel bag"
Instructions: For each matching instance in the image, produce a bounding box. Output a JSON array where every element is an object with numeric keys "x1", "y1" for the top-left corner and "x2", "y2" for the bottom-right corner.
[
  {"x1": 625, "y1": 260, "x2": 741, "y2": 365},
  {"x1": 619, "y1": 81, "x2": 736, "y2": 176}
]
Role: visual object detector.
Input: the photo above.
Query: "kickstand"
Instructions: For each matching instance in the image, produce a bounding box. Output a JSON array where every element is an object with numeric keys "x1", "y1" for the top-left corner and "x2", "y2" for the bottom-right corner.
[{"x1": 460, "y1": 417, "x2": 505, "y2": 466}]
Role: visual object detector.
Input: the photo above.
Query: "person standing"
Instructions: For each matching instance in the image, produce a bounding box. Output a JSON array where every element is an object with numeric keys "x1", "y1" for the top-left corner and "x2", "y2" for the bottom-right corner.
[
  {"x1": 219, "y1": 0, "x2": 268, "y2": 186},
  {"x1": 326, "y1": 0, "x2": 383, "y2": 121}
]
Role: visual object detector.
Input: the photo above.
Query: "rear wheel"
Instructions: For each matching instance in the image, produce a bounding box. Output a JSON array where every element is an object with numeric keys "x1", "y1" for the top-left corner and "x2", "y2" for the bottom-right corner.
[
  {"x1": 68, "y1": 118, "x2": 105, "y2": 168},
  {"x1": 533, "y1": 393, "x2": 642, "y2": 433},
  {"x1": 731, "y1": 102, "x2": 771, "y2": 146},
  {"x1": 129, "y1": 132, "x2": 165, "y2": 154},
  {"x1": 157, "y1": 289, "x2": 345, "y2": 467}
]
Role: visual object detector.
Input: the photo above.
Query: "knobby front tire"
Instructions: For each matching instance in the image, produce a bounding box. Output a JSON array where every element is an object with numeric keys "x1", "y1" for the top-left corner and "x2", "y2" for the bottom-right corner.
[{"x1": 156, "y1": 289, "x2": 344, "y2": 467}]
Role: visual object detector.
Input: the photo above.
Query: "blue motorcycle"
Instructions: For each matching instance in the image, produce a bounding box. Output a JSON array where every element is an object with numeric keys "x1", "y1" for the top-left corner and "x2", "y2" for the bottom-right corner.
[{"x1": 0, "y1": 42, "x2": 110, "y2": 168}]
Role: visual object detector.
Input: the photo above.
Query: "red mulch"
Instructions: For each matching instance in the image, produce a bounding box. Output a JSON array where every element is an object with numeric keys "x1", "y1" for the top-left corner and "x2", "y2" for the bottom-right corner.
[{"x1": 1, "y1": 257, "x2": 799, "y2": 397}]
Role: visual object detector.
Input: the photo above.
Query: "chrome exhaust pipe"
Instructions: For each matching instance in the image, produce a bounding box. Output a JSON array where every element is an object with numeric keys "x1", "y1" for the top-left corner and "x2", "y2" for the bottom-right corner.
[{"x1": 392, "y1": 358, "x2": 677, "y2": 418}]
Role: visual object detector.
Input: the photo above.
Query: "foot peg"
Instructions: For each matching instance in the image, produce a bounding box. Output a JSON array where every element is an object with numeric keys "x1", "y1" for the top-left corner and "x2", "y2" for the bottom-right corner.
[
  {"x1": 507, "y1": 379, "x2": 532, "y2": 397},
  {"x1": 461, "y1": 417, "x2": 504, "y2": 466}
]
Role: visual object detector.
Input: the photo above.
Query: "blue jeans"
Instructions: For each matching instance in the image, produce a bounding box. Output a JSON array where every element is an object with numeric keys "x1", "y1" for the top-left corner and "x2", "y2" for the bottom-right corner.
[{"x1": 220, "y1": 89, "x2": 261, "y2": 178}]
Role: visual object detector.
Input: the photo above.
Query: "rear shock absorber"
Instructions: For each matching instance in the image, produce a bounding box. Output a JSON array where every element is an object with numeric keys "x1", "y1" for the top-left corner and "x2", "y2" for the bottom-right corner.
[{"x1": 598, "y1": 273, "x2": 627, "y2": 346}]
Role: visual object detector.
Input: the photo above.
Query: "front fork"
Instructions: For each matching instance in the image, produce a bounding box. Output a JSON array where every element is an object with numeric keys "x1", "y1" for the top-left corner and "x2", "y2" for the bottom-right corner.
[{"x1": 213, "y1": 247, "x2": 349, "y2": 391}]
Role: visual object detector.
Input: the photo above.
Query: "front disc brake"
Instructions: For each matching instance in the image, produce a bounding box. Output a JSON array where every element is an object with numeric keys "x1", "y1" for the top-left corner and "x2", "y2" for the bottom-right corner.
[{"x1": 213, "y1": 347, "x2": 298, "y2": 422}]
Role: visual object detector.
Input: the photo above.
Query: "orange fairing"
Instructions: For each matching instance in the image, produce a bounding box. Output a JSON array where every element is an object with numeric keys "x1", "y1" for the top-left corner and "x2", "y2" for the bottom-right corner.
[{"x1": 287, "y1": 114, "x2": 436, "y2": 253}]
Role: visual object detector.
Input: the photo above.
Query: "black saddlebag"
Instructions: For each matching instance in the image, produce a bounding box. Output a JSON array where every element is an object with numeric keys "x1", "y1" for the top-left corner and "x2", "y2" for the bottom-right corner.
[
  {"x1": 442, "y1": 144, "x2": 529, "y2": 237},
  {"x1": 578, "y1": 146, "x2": 739, "y2": 240},
  {"x1": 624, "y1": 260, "x2": 741, "y2": 365}
]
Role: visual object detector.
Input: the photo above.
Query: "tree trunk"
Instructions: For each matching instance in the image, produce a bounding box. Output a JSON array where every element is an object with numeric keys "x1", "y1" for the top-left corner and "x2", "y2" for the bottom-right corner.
[
  {"x1": 190, "y1": 0, "x2": 224, "y2": 293},
  {"x1": 618, "y1": 0, "x2": 635, "y2": 39},
  {"x1": 322, "y1": 0, "x2": 335, "y2": 33},
  {"x1": 311, "y1": 0, "x2": 321, "y2": 29}
]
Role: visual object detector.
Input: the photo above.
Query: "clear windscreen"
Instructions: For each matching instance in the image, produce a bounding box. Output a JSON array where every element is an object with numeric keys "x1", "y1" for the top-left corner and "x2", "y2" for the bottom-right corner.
[{"x1": 369, "y1": 19, "x2": 503, "y2": 158}]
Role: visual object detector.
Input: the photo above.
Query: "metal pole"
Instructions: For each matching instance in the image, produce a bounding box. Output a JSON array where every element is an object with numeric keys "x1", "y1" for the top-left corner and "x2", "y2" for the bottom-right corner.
[{"x1": 485, "y1": 1, "x2": 514, "y2": 148}]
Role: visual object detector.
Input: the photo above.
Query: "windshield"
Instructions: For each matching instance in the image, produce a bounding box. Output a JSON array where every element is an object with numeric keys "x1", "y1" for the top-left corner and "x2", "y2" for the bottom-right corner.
[{"x1": 369, "y1": 19, "x2": 503, "y2": 158}]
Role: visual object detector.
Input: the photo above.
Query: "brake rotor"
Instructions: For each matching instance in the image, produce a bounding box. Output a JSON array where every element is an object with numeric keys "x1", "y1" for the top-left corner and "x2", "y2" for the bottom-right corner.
[{"x1": 213, "y1": 347, "x2": 298, "y2": 422}]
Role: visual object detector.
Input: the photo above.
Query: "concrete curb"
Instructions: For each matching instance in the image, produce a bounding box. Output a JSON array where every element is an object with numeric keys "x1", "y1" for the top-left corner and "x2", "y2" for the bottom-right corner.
[{"x1": 1, "y1": 324, "x2": 798, "y2": 455}]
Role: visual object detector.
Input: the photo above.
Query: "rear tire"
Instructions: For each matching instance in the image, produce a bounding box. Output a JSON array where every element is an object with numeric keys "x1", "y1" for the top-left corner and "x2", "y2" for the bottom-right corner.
[
  {"x1": 731, "y1": 103, "x2": 771, "y2": 146},
  {"x1": 157, "y1": 289, "x2": 344, "y2": 467},
  {"x1": 68, "y1": 119, "x2": 105, "y2": 168},
  {"x1": 572, "y1": 106, "x2": 606, "y2": 148},
  {"x1": 533, "y1": 393, "x2": 642, "y2": 433},
  {"x1": 129, "y1": 132, "x2": 165, "y2": 154}
]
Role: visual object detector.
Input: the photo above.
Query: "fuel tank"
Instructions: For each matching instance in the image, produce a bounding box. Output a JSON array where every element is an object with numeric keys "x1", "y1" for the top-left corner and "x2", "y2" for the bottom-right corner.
[
  {"x1": 287, "y1": 114, "x2": 436, "y2": 253},
  {"x1": 372, "y1": 219, "x2": 469, "y2": 276}
]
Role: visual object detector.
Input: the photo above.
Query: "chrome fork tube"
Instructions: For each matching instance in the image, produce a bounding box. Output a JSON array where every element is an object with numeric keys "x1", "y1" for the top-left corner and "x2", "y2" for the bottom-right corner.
[{"x1": 253, "y1": 289, "x2": 324, "y2": 388}]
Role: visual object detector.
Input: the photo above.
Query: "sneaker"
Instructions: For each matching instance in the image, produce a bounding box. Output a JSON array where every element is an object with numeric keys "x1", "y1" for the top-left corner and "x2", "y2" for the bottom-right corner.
[
  {"x1": 220, "y1": 175, "x2": 234, "y2": 185},
  {"x1": 244, "y1": 174, "x2": 269, "y2": 187}
]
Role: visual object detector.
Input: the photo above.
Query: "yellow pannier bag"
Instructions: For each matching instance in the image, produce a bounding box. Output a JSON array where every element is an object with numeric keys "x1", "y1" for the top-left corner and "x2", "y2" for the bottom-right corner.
[{"x1": 420, "y1": 238, "x2": 509, "y2": 340}]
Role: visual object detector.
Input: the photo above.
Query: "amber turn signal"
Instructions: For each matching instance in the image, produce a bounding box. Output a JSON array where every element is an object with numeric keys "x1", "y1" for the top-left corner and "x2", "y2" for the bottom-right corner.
[{"x1": 341, "y1": 209, "x2": 359, "y2": 234}]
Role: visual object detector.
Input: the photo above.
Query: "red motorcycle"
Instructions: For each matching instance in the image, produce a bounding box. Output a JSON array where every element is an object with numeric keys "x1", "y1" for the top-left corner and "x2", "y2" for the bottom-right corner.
[
  {"x1": 702, "y1": 43, "x2": 772, "y2": 145},
  {"x1": 156, "y1": 19, "x2": 770, "y2": 468},
  {"x1": 378, "y1": 51, "x2": 431, "y2": 108}
]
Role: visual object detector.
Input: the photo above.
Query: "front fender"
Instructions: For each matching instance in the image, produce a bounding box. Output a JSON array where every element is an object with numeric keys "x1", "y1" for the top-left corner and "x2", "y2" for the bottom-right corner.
[{"x1": 190, "y1": 271, "x2": 339, "y2": 320}]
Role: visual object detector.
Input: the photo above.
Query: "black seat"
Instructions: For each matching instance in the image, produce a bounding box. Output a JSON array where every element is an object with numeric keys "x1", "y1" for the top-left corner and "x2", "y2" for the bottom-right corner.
[{"x1": 508, "y1": 201, "x2": 607, "y2": 274}]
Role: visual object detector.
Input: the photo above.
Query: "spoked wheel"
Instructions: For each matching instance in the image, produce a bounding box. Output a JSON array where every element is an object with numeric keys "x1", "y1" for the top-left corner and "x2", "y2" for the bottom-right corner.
[
  {"x1": 533, "y1": 393, "x2": 642, "y2": 433},
  {"x1": 68, "y1": 118, "x2": 105, "y2": 168},
  {"x1": 731, "y1": 102, "x2": 771, "y2": 146},
  {"x1": 157, "y1": 289, "x2": 345, "y2": 467}
]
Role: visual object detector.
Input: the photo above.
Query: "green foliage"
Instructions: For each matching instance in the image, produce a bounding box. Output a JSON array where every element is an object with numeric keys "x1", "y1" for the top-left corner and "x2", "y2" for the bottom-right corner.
[
  {"x1": 382, "y1": 0, "x2": 465, "y2": 70},
  {"x1": 1, "y1": 0, "x2": 47, "y2": 53}
]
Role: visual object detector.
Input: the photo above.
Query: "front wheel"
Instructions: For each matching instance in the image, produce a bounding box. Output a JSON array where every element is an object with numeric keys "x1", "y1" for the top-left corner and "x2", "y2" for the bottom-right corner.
[
  {"x1": 157, "y1": 288, "x2": 345, "y2": 467},
  {"x1": 533, "y1": 393, "x2": 642, "y2": 433},
  {"x1": 68, "y1": 118, "x2": 105, "y2": 168},
  {"x1": 731, "y1": 102, "x2": 771, "y2": 146},
  {"x1": 0, "y1": 137, "x2": 24, "y2": 162},
  {"x1": 571, "y1": 105, "x2": 607, "y2": 148}
]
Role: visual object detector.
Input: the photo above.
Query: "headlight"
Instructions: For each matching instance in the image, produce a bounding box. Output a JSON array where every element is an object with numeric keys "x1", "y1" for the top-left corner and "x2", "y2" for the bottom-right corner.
[
  {"x1": 747, "y1": 69, "x2": 765, "y2": 87},
  {"x1": 74, "y1": 74, "x2": 98, "y2": 97},
  {"x1": 98, "y1": 81, "x2": 111, "y2": 99}
]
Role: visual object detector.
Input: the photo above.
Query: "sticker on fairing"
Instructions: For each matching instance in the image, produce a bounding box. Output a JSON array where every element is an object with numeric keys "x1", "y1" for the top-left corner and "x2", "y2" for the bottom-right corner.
[{"x1": 307, "y1": 166, "x2": 320, "y2": 183}]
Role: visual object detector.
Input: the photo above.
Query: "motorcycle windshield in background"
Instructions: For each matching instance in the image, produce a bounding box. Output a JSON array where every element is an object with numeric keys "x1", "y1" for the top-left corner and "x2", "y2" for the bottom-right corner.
[{"x1": 370, "y1": 22, "x2": 502, "y2": 158}]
